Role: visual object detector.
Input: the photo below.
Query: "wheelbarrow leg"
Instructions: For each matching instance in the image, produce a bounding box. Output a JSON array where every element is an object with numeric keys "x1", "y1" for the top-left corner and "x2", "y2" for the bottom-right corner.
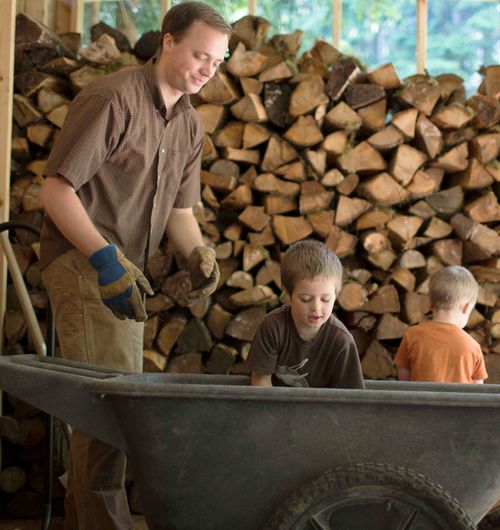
[
  {"x1": 0, "y1": 222, "x2": 57, "y2": 530},
  {"x1": 41, "y1": 306, "x2": 56, "y2": 530}
]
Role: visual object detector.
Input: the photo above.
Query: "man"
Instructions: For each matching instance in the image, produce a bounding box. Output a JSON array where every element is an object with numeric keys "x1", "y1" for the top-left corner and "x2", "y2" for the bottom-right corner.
[{"x1": 40, "y1": 3, "x2": 231, "y2": 529}]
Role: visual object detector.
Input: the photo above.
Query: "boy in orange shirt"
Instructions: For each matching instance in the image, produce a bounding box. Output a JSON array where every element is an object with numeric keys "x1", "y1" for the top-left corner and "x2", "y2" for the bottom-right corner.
[{"x1": 395, "y1": 265, "x2": 488, "y2": 384}]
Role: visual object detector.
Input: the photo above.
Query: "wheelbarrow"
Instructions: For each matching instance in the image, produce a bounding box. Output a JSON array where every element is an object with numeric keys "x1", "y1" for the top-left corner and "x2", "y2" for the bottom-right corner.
[{"x1": 0, "y1": 355, "x2": 498, "y2": 530}]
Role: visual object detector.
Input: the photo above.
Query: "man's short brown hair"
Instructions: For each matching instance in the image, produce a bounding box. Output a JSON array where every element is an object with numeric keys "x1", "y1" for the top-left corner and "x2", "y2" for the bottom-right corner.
[
  {"x1": 161, "y1": 1, "x2": 232, "y2": 42},
  {"x1": 429, "y1": 265, "x2": 478, "y2": 310},
  {"x1": 281, "y1": 240, "x2": 343, "y2": 295}
]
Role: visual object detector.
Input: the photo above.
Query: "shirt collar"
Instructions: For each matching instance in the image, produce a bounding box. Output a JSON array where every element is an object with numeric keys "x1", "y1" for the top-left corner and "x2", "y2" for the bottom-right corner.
[{"x1": 143, "y1": 57, "x2": 192, "y2": 119}]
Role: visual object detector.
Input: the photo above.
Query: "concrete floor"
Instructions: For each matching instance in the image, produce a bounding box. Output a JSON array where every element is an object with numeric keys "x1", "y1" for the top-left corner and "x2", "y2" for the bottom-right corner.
[{"x1": 0, "y1": 515, "x2": 148, "y2": 529}]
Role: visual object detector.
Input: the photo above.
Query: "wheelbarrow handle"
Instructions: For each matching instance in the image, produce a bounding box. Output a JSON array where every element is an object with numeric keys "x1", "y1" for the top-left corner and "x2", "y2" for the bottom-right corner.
[
  {"x1": 0, "y1": 230, "x2": 46, "y2": 356},
  {"x1": 0, "y1": 355, "x2": 128, "y2": 452}
]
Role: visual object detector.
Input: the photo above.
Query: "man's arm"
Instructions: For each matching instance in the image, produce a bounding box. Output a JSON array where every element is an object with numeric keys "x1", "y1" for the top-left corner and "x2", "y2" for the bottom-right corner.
[
  {"x1": 41, "y1": 175, "x2": 152, "y2": 322},
  {"x1": 251, "y1": 373, "x2": 273, "y2": 387},
  {"x1": 40, "y1": 175, "x2": 108, "y2": 256},
  {"x1": 165, "y1": 207, "x2": 204, "y2": 258}
]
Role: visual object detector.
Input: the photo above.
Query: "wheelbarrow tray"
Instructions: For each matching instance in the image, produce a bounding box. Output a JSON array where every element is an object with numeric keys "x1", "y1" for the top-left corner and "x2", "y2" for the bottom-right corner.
[{"x1": 0, "y1": 355, "x2": 498, "y2": 530}]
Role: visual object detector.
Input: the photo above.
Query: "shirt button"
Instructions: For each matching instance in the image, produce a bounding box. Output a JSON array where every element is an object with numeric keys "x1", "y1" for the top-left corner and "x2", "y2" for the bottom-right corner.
[{"x1": 161, "y1": 149, "x2": 165, "y2": 154}]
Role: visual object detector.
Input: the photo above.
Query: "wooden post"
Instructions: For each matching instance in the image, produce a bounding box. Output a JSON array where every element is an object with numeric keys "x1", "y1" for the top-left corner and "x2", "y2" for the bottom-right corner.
[
  {"x1": 248, "y1": 0, "x2": 256, "y2": 16},
  {"x1": 70, "y1": 0, "x2": 85, "y2": 34},
  {"x1": 0, "y1": 0, "x2": 16, "y2": 474},
  {"x1": 160, "y1": 0, "x2": 171, "y2": 20},
  {"x1": 333, "y1": 0, "x2": 342, "y2": 49},
  {"x1": 416, "y1": 0, "x2": 427, "y2": 74},
  {"x1": 24, "y1": 0, "x2": 50, "y2": 25}
]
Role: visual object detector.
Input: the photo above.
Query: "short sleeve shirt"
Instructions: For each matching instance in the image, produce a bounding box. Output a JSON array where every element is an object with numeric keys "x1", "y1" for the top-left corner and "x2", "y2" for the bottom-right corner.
[
  {"x1": 395, "y1": 320, "x2": 488, "y2": 383},
  {"x1": 41, "y1": 58, "x2": 204, "y2": 270},
  {"x1": 249, "y1": 304, "x2": 365, "y2": 389}
]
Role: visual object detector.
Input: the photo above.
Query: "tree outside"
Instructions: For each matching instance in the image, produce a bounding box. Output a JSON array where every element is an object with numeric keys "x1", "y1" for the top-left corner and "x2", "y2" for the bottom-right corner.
[{"x1": 83, "y1": 0, "x2": 499, "y2": 92}]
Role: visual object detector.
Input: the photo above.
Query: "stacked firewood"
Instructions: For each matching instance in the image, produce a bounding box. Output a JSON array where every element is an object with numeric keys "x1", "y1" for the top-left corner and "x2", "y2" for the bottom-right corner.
[
  {"x1": 7, "y1": 13, "x2": 500, "y2": 382},
  {"x1": 3, "y1": 11, "x2": 500, "y2": 514}
]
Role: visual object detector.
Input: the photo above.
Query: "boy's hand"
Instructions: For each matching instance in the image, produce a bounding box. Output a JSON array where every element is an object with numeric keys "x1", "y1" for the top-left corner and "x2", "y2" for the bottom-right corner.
[
  {"x1": 186, "y1": 246, "x2": 220, "y2": 304},
  {"x1": 89, "y1": 244, "x2": 153, "y2": 322}
]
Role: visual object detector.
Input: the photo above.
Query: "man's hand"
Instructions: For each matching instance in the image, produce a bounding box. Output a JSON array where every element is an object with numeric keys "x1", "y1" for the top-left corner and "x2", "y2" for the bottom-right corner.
[
  {"x1": 186, "y1": 246, "x2": 220, "y2": 304},
  {"x1": 89, "y1": 244, "x2": 154, "y2": 322}
]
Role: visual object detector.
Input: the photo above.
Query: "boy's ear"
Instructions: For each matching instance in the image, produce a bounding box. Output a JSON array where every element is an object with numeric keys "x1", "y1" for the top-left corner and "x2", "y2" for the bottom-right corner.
[{"x1": 460, "y1": 301, "x2": 472, "y2": 315}]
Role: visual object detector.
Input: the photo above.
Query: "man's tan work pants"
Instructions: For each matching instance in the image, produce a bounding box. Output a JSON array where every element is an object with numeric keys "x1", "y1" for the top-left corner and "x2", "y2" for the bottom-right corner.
[{"x1": 43, "y1": 249, "x2": 144, "y2": 530}]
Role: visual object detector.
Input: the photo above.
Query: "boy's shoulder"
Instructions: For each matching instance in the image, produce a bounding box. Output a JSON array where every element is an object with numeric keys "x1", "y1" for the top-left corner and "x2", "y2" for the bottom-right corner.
[{"x1": 262, "y1": 304, "x2": 291, "y2": 328}]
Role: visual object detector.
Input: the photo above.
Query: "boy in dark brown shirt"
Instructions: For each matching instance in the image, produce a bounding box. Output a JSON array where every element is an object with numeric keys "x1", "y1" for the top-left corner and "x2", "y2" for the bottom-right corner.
[{"x1": 249, "y1": 240, "x2": 364, "y2": 389}]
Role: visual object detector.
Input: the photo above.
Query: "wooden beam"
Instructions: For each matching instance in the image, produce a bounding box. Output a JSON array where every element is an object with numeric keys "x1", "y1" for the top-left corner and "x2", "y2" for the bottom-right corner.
[
  {"x1": 160, "y1": 0, "x2": 170, "y2": 21},
  {"x1": 333, "y1": 0, "x2": 342, "y2": 49},
  {"x1": 0, "y1": 0, "x2": 15, "y2": 327},
  {"x1": 0, "y1": 0, "x2": 16, "y2": 473},
  {"x1": 70, "y1": 0, "x2": 85, "y2": 34},
  {"x1": 24, "y1": 0, "x2": 50, "y2": 25},
  {"x1": 416, "y1": 0, "x2": 427, "y2": 74}
]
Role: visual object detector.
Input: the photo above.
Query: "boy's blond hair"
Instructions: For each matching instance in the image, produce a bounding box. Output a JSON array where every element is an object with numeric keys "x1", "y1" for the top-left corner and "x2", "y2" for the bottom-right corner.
[
  {"x1": 428, "y1": 265, "x2": 478, "y2": 310},
  {"x1": 281, "y1": 240, "x2": 343, "y2": 295}
]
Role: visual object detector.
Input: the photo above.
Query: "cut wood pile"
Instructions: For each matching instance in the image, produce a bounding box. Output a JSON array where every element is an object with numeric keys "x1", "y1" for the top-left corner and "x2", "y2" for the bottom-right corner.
[
  {"x1": 7, "y1": 14, "x2": 500, "y2": 384},
  {"x1": 3, "y1": 11, "x2": 500, "y2": 514}
]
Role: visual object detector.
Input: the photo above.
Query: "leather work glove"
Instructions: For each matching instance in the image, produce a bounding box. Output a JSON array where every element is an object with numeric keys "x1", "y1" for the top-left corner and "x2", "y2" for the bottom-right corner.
[
  {"x1": 88, "y1": 244, "x2": 154, "y2": 322},
  {"x1": 186, "y1": 246, "x2": 220, "y2": 304}
]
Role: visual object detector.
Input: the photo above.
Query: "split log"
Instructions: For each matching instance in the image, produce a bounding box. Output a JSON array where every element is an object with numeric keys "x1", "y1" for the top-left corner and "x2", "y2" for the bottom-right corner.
[
  {"x1": 368, "y1": 125, "x2": 404, "y2": 152},
  {"x1": 335, "y1": 196, "x2": 371, "y2": 227},
  {"x1": 325, "y1": 226, "x2": 358, "y2": 258},
  {"x1": 283, "y1": 115, "x2": 324, "y2": 147},
  {"x1": 337, "y1": 282, "x2": 368, "y2": 311},
  {"x1": 399, "y1": 77, "x2": 442, "y2": 116},
  {"x1": 289, "y1": 75, "x2": 328, "y2": 117},
  {"x1": 325, "y1": 101, "x2": 362, "y2": 131},
  {"x1": 358, "y1": 99, "x2": 387, "y2": 131},
  {"x1": 431, "y1": 103, "x2": 473, "y2": 130},
  {"x1": 391, "y1": 108, "x2": 418, "y2": 140},
  {"x1": 415, "y1": 114, "x2": 443, "y2": 159},
  {"x1": 337, "y1": 142, "x2": 387, "y2": 174},
  {"x1": 344, "y1": 83, "x2": 385, "y2": 110},
  {"x1": 333, "y1": 174, "x2": 357, "y2": 196},
  {"x1": 358, "y1": 172, "x2": 408, "y2": 206},
  {"x1": 299, "y1": 181, "x2": 334, "y2": 214},
  {"x1": 230, "y1": 94, "x2": 268, "y2": 123},
  {"x1": 326, "y1": 58, "x2": 362, "y2": 101},
  {"x1": 273, "y1": 215, "x2": 313, "y2": 245},
  {"x1": 261, "y1": 135, "x2": 298, "y2": 171},
  {"x1": 199, "y1": 72, "x2": 240, "y2": 105},
  {"x1": 259, "y1": 61, "x2": 294, "y2": 83},
  {"x1": 390, "y1": 144, "x2": 427, "y2": 186},
  {"x1": 367, "y1": 63, "x2": 401, "y2": 89},
  {"x1": 226, "y1": 42, "x2": 268, "y2": 77}
]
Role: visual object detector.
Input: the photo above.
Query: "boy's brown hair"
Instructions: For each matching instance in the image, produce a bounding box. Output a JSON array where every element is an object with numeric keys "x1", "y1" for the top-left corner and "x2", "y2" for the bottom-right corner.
[
  {"x1": 428, "y1": 265, "x2": 478, "y2": 310},
  {"x1": 281, "y1": 240, "x2": 343, "y2": 295},
  {"x1": 161, "y1": 1, "x2": 232, "y2": 42}
]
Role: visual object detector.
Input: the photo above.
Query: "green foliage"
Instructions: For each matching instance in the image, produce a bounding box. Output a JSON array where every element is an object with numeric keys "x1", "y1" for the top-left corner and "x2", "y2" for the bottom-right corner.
[
  {"x1": 426, "y1": 0, "x2": 500, "y2": 92},
  {"x1": 84, "y1": 0, "x2": 499, "y2": 93}
]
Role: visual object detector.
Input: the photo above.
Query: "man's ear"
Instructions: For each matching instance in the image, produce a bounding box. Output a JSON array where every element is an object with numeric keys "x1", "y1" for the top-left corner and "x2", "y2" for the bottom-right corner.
[{"x1": 162, "y1": 32, "x2": 175, "y2": 53}]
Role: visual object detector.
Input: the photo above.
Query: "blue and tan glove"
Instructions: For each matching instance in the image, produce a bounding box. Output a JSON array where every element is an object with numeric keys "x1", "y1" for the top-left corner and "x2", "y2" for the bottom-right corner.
[
  {"x1": 185, "y1": 246, "x2": 220, "y2": 305},
  {"x1": 89, "y1": 244, "x2": 154, "y2": 322}
]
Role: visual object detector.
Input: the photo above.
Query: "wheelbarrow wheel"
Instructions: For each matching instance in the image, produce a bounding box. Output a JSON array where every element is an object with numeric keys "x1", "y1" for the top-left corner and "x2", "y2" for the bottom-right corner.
[{"x1": 264, "y1": 463, "x2": 476, "y2": 530}]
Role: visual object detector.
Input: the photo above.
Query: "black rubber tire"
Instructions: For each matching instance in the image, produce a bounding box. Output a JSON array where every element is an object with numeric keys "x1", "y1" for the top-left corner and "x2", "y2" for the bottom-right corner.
[{"x1": 264, "y1": 463, "x2": 476, "y2": 530}]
